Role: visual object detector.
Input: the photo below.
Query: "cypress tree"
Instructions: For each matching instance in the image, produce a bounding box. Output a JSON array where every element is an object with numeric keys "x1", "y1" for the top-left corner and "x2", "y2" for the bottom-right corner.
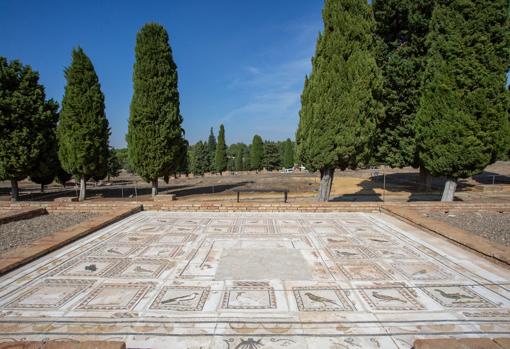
[
  {"x1": 282, "y1": 138, "x2": 294, "y2": 169},
  {"x1": 373, "y1": 0, "x2": 434, "y2": 168},
  {"x1": 263, "y1": 141, "x2": 281, "y2": 171},
  {"x1": 214, "y1": 124, "x2": 227, "y2": 175},
  {"x1": 235, "y1": 147, "x2": 243, "y2": 171},
  {"x1": 296, "y1": 0, "x2": 383, "y2": 201},
  {"x1": 250, "y1": 135, "x2": 264, "y2": 172},
  {"x1": 30, "y1": 100, "x2": 60, "y2": 193},
  {"x1": 207, "y1": 127, "x2": 216, "y2": 172},
  {"x1": 106, "y1": 147, "x2": 122, "y2": 182},
  {"x1": 190, "y1": 141, "x2": 209, "y2": 177},
  {"x1": 415, "y1": 0, "x2": 510, "y2": 201},
  {"x1": 0, "y1": 57, "x2": 56, "y2": 200},
  {"x1": 58, "y1": 47, "x2": 110, "y2": 201},
  {"x1": 127, "y1": 23, "x2": 184, "y2": 196}
]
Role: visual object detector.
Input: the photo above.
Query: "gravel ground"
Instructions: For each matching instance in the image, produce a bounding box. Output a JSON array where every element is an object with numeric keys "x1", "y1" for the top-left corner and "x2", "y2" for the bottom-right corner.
[
  {"x1": 428, "y1": 211, "x2": 510, "y2": 247},
  {"x1": 0, "y1": 213, "x2": 97, "y2": 254}
]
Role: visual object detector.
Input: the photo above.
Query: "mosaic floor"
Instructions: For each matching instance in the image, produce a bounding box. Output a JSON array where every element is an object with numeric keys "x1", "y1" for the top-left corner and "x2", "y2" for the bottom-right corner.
[{"x1": 0, "y1": 211, "x2": 508, "y2": 349}]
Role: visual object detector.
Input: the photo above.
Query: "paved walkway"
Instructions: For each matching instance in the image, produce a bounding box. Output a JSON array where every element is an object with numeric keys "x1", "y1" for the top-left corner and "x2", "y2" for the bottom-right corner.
[{"x1": 0, "y1": 211, "x2": 508, "y2": 348}]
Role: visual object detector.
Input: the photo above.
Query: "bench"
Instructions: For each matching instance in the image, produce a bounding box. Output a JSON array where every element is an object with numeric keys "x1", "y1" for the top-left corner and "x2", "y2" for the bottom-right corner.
[{"x1": 232, "y1": 188, "x2": 289, "y2": 203}]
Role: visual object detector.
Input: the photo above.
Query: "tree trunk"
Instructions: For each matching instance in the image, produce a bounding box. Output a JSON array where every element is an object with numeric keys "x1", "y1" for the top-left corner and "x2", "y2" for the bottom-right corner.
[
  {"x1": 317, "y1": 168, "x2": 334, "y2": 202},
  {"x1": 152, "y1": 178, "x2": 158, "y2": 197},
  {"x1": 419, "y1": 166, "x2": 432, "y2": 192},
  {"x1": 10, "y1": 180, "x2": 19, "y2": 202},
  {"x1": 41, "y1": 184, "x2": 45, "y2": 193},
  {"x1": 79, "y1": 177, "x2": 86, "y2": 201},
  {"x1": 441, "y1": 178, "x2": 457, "y2": 202}
]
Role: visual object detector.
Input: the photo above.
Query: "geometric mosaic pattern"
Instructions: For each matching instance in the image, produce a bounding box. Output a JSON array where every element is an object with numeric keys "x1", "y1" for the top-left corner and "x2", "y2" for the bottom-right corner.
[{"x1": 0, "y1": 211, "x2": 508, "y2": 349}]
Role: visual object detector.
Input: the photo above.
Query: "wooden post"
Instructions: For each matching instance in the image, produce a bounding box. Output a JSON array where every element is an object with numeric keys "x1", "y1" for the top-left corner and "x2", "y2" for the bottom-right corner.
[{"x1": 237, "y1": 191, "x2": 240, "y2": 203}]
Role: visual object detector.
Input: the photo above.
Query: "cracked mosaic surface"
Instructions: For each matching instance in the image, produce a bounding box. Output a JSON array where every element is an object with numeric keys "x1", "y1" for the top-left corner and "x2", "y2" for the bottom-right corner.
[{"x1": 0, "y1": 211, "x2": 508, "y2": 348}]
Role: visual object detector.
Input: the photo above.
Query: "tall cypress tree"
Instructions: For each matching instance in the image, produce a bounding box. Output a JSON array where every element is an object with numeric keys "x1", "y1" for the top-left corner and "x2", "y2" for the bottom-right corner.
[
  {"x1": 296, "y1": 0, "x2": 383, "y2": 201},
  {"x1": 250, "y1": 135, "x2": 264, "y2": 172},
  {"x1": 207, "y1": 127, "x2": 216, "y2": 172},
  {"x1": 373, "y1": 0, "x2": 435, "y2": 184},
  {"x1": 127, "y1": 23, "x2": 184, "y2": 196},
  {"x1": 282, "y1": 138, "x2": 294, "y2": 169},
  {"x1": 416, "y1": 0, "x2": 510, "y2": 201},
  {"x1": 58, "y1": 47, "x2": 110, "y2": 201},
  {"x1": 0, "y1": 57, "x2": 56, "y2": 200},
  {"x1": 214, "y1": 124, "x2": 227, "y2": 175},
  {"x1": 235, "y1": 147, "x2": 243, "y2": 171},
  {"x1": 30, "y1": 100, "x2": 60, "y2": 193}
]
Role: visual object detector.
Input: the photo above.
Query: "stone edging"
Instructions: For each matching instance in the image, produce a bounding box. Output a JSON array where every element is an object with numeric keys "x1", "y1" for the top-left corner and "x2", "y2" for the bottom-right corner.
[
  {"x1": 0, "y1": 341, "x2": 126, "y2": 349},
  {"x1": 413, "y1": 337, "x2": 510, "y2": 349},
  {"x1": 0, "y1": 207, "x2": 46, "y2": 224},
  {"x1": 381, "y1": 206, "x2": 510, "y2": 266},
  {"x1": 0, "y1": 205, "x2": 142, "y2": 275}
]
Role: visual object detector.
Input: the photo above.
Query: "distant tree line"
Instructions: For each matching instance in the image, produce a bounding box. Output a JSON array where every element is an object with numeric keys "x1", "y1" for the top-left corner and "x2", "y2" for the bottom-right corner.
[{"x1": 186, "y1": 126, "x2": 296, "y2": 177}]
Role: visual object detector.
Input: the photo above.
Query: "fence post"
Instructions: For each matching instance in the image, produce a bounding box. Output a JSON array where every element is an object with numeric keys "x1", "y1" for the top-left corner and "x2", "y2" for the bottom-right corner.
[
  {"x1": 382, "y1": 167, "x2": 386, "y2": 202},
  {"x1": 492, "y1": 175, "x2": 496, "y2": 185}
]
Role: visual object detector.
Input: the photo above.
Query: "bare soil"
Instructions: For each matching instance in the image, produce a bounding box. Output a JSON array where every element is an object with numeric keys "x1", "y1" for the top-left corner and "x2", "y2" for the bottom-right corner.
[{"x1": 0, "y1": 161, "x2": 509, "y2": 203}]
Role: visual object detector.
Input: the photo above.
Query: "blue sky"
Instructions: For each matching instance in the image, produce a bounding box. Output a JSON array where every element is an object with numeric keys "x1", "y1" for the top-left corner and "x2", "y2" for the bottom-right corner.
[{"x1": 0, "y1": 0, "x2": 323, "y2": 148}]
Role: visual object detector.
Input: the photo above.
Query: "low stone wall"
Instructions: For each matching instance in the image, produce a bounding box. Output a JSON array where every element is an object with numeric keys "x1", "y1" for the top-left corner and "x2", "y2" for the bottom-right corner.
[{"x1": 0, "y1": 207, "x2": 46, "y2": 224}]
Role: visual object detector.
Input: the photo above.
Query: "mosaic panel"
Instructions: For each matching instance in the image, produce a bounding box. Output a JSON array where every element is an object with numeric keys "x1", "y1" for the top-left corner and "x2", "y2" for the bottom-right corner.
[
  {"x1": 150, "y1": 286, "x2": 210, "y2": 311},
  {"x1": 326, "y1": 246, "x2": 375, "y2": 260},
  {"x1": 222, "y1": 286, "x2": 277, "y2": 310},
  {"x1": 76, "y1": 283, "x2": 153, "y2": 311},
  {"x1": 5, "y1": 279, "x2": 95, "y2": 309},
  {"x1": 50, "y1": 257, "x2": 124, "y2": 277},
  {"x1": 110, "y1": 259, "x2": 175, "y2": 279},
  {"x1": 137, "y1": 245, "x2": 183, "y2": 258},
  {"x1": 392, "y1": 262, "x2": 453, "y2": 281},
  {"x1": 357, "y1": 285, "x2": 424, "y2": 311},
  {"x1": 87, "y1": 243, "x2": 141, "y2": 258},
  {"x1": 420, "y1": 285, "x2": 498, "y2": 308},
  {"x1": 337, "y1": 262, "x2": 393, "y2": 281},
  {"x1": 293, "y1": 287, "x2": 355, "y2": 312}
]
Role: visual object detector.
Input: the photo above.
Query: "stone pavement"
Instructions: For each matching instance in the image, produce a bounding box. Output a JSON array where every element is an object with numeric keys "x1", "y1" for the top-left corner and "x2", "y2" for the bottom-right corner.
[{"x1": 0, "y1": 211, "x2": 508, "y2": 348}]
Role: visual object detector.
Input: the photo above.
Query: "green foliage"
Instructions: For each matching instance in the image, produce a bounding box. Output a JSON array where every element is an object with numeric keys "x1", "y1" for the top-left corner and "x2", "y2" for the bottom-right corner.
[
  {"x1": 250, "y1": 135, "x2": 264, "y2": 171},
  {"x1": 127, "y1": 23, "x2": 184, "y2": 183},
  {"x1": 415, "y1": 0, "x2": 510, "y2": 179},
  {"x1": 55, "y1": 165, "x2": 72, "y2": 186},
  {"x1": 214, "y1": 124, "x2": 227, "y2": 174},
  {"x1": 296, "y1": 0, "x2": 383, "y2": 173},
  {"x1": 176, "y1": 138, "x2": 190, "y2": 175},
  {"x1": 373, "y1": 0, "x2": 435, "y2": 168},
  {"x1": 207, "y1": 127, "x2": 216, "y2": 172},
  {"x1": 190, "y1": 141, "x2": 209, "y2": 176},
  {"x1": 263, "y1": 141, "x2": 281, "y2": 171},
  {"x1": 30, "y1": 100, "x2": 60, "y2": 187},
  {"x1": 0, "y1": 57, "x2": 57, "y2": 192},
  {"x1": 57, "y1": 47, "x2": 110, "y2": 181},
  {"x1": 282, "y1": 138, "x2": 295, "y2": 168},
  {"x1": 235, "y1": 147, "x2": 244, "y2": 171},
  {"x1": 107, "y1": 147, "x2": 122, "y2": 179},
  {"x1": 113, "y1": 148, "x2": 134, "y2": 172}
]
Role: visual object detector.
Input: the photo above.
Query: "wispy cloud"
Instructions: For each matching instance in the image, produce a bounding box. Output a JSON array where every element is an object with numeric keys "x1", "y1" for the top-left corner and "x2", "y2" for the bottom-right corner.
[{"x1": 221, "y1": 21, "x2": 319, "y2": 141}]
